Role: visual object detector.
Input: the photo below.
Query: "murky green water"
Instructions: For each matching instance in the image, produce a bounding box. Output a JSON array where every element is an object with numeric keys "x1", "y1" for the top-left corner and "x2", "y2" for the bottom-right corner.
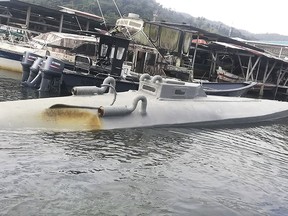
[{"x1": 0, "y1": 70, "x2": 288, "y2": 215}]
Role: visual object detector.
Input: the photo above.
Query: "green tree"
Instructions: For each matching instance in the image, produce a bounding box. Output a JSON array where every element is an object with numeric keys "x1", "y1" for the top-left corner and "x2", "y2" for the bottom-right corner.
[{"x1": 21, "y1": 0, "x2": 275, "y2": 40}]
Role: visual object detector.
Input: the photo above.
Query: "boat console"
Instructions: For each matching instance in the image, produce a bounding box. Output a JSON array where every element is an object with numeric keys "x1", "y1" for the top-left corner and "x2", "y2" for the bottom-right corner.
[{"x1": 138, "y1": 74, "x2": 207, "y2": 100}]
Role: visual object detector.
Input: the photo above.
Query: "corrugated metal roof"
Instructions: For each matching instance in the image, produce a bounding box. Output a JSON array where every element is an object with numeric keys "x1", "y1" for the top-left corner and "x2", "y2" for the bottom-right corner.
[
  {"x1": 210, "y1": 41, "x2": 288, "y2": 63},
  {"x1": 0, "y1": 0, "x2": 106, "y2": 34}
]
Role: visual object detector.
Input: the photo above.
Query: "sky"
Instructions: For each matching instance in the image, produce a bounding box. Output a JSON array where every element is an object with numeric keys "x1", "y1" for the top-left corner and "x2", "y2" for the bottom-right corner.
[{"x1": 155, "y1": 0, "x2": 288, "y2": 36}]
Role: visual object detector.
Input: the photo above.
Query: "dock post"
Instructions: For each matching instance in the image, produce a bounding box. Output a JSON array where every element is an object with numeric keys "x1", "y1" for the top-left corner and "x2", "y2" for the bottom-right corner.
[
  {"x1": 25, "y1": 6, "x2": 31, "y2": 28},
  {"x1": 59, "y1": 14, "x2": 64, "y2": 33},
  {"x1": 259, "y1": 84, "x2": 264, "y2": 98}
]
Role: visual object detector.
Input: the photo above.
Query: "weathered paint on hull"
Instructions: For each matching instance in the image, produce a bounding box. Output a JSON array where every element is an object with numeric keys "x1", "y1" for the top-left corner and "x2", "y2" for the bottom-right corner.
[
  {"x1": 1, "y1": 92, "x2": 288, "y2": 131},
  {"x1": 0, "y1": 95, "x2": 105, "y2": 131}
]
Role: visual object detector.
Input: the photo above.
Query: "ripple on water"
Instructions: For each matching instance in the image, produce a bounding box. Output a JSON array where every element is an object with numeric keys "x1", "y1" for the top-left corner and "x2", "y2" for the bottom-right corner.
[
  {"x1": 0, "y1": 126, "x2": 287, "y2": 215},
  {"x1": 1, "y1": 71, "x2": 288, "y2": 215}
]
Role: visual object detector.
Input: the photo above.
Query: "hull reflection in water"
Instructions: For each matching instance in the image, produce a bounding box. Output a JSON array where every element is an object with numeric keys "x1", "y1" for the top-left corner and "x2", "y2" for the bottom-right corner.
[
  {"x1": 0, "y1": 71, "x2": 63, "y2": 102},
  {"x1": 0, "y1": 126, "x2": 287, "y2": 215},
  {"x1": 2, "y1": 74, "x2": 288, "y2": 131}
]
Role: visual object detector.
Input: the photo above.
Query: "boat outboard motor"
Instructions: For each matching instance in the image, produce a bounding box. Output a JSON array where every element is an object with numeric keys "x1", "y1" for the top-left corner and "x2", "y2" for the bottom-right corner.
[
  {"x1": 39, "y1": 56, "x2": 65, "y2": 93},
  {"x1": 24, "y1": 57, "x2": 44, "y2": 88},
  {"x1": 21, "y1": 51, "x2": 42, "y2": 83}
]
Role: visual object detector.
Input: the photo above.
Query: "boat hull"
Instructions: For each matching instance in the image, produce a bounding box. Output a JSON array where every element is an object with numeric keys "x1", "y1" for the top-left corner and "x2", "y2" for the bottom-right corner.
[
  {"x1": 1, "y1": 92, "x2": 288, "y2": 131},
  {"x1": 0, "y1": 49, "x2": 23, "y2": 72},
  {"x1": 61, "y1": 70, "x2": 255, "y2": 97},
  {"x1": 0, "y1": 41, "x2": 39, "y2": 72}
]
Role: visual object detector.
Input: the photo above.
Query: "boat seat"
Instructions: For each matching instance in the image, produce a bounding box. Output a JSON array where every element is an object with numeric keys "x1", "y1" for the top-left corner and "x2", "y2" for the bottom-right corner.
[{"x1": 74, "y1": 54, "x2": 92, "y2": 74}]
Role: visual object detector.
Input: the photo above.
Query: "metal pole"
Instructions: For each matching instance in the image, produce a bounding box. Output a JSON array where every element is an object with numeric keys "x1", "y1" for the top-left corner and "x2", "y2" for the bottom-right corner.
[
  {"x1": 274, "y1": 63, "x2": 283, "y2": 99},
  {"x1": 96, "y1": 0, "x2": 107, "y2": 30},
  {"x1": 189, "y1": 33, "x2": 199, "y2": 82},
  {"x1": 25, "y1": 6, "x2": 31, "y2": 28},
  {"x1": 59, "y1": 14, "x2": 64, "y2": 32},
  {"x1": 279, "y1": 47, "x2": 283, "y2": 58},
  {"x1": 246, "y1": 56, "x2": 252, "y2": 81},
  {"x1": 260, "y1": 60, "x2": 269, "y2": 97},
  {"x1": 86, "y1": 20, "x2": 90, "y2": 31}
]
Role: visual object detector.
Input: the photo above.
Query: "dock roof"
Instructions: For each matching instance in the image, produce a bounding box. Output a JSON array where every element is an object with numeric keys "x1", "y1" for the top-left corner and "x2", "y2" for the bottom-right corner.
[{"x1": 0, "y1": 0, "x2": 105, "y2": 34}]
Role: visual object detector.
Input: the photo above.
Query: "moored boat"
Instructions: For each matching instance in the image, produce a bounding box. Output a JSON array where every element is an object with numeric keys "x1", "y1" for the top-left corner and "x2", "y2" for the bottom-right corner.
[
  {"x1": 0, "y1": 30, "x2": 98, "y2": 73},
  {"x1": 201, "y1": 81, "x2": 257, "y2": 97},
  {"x1": 20, "y1": 33, "x2": 256, "y2": 97},
  {"x1": 1, "y1": 74, "x2": 288, "y2": 131}
]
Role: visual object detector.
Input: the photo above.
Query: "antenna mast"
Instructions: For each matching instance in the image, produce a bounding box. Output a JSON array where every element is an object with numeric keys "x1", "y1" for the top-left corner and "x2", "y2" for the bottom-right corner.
[
  {"x1": 112, "y1": 0, "x2": 123, "y2": 18},
  {"x1": 96, "y1": 0, "x2": 108, "y2": 30}
]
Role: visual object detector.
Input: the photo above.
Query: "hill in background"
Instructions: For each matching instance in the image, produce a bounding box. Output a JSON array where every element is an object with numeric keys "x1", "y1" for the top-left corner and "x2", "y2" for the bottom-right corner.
[{"x1": 22, "y1": 0, "x2": 288, "y2": 41}]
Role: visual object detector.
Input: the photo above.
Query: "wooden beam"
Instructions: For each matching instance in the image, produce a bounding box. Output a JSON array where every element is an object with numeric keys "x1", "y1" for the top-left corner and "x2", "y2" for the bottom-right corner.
[
  {"x1": 284, "y1": 77, "x2": 288, "y2": 86},
  {"x1": 245, "y1": 56, "x2": 252, "y2": 81},
  {"x1": 259, "y1": 60, "x2": 269, "y2": 97},
  {"x1": 86, "y1": 20, "x2": 90, "y2": 31},
  {"x1": 274, "y1": 63, "x2": 284, "y2": 99},
  {"x1": 209, "y1": 52, "x2": 216, "y2": 80},
  {"x1": 277, "y1": 63, "x2": 285, "y2": 84},
  {"x1": 25, "y1": 6, "x2": 31, "y2": 28},
  {"x1": 264, "y1": 60, "x2": 277, "y2": 83},
  {"x1": 59, "y1": 14, "x2": 64, "y2": 33},
  {"x1": 279, "y1": 47, "x2": 283, "y2": 58},
  {"x1": 237, "y1": 54, "x2": 245, "y2": 77},
  {"x1": 189, "y1": 33, "x2": 199, "y2": 82},
  {"x1": 211, "y1": 52, "x2": 218, "y2": 80},
  {"x1": 247, "y1": 56, "x2": 261, "y2": 81},
  {"x1": 255, "y1": 58, "x2": 261, "y2": 81}
]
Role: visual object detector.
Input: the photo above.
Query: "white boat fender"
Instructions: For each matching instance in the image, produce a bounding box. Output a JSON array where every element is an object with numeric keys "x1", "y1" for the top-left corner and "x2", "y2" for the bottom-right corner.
[
  {"x1": 98, "y1": 95, "x2": 147, "y2": 117},
  {"x1": 71, "y1": 76, "x2": 116, "y2": 95}
]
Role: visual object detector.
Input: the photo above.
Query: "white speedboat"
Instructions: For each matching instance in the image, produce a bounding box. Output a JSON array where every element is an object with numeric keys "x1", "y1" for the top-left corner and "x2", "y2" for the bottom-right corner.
[
  {"x1": 0, "y1": 30, "x2": 97, "y2": 73},
  {"x1": 1, "y1": 74, "x2": 288, "y2": 131}
]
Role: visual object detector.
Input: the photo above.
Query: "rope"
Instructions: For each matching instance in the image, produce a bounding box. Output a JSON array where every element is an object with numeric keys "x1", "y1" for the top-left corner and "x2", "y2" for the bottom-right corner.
[
  {"x1": 96, "y1": 0, "x2": 108, "y2": 30},
  {"x1": 112, "y1": 0, "x2": 132, "y2": 38},
  {"x1": 112, "y1": 0, "x2": 123, "y2": 18}
]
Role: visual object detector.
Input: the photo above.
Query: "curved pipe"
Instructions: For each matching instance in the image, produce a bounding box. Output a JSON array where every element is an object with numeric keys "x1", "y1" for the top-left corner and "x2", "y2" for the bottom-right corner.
[
  {"x1": 139, "y1": 73, "x2": 151, "y2": 82},
  {"x1": 72, "y1": 77, "x2": 116, "y2": 95},
  {"x1": 131, "y1": 95, "x2": 147, "y2": 115},
  {"x1": 101, "y1": 83, "x2": 117, "y2": 106},
  {"x1": 98, "y1": 95, "x2": 147, "y2": 117},
  {"x1": 151, "y1": 75, "x2": 163, "y2": 84}
]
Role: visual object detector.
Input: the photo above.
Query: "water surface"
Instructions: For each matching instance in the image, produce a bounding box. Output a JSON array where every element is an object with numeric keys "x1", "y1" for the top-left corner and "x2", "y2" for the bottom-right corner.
[{"x1": 0, "y1": 70, "x2": 288, "y2": 215}]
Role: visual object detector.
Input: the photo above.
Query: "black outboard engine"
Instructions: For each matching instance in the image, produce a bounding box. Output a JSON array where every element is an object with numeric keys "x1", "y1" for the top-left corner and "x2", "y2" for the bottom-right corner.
[
  {"x1": 21, "y1": 51, "x2": 42, "y2": 83},
  {"x1": 24, "y1": 57, "x2": 44, "y2": 88},
  {"x1": 39, "y1": 56, "x2": 65, "y2": 93}
]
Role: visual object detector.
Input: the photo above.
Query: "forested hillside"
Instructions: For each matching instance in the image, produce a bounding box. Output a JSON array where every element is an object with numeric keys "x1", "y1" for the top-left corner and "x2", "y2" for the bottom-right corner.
[{"x1": 22, "y1": 0, "x2": 288, "y2": 41}]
